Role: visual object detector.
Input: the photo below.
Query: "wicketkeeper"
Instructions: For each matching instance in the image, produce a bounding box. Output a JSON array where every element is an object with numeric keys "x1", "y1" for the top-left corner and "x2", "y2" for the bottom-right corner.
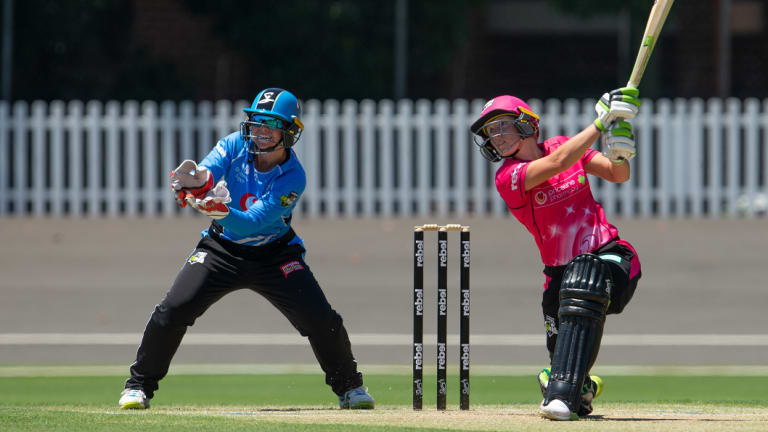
[
  {"x1": 469, "y1": 88, "x2": 643, "y2": 420},
  {"x1": 119, "y1": 88, "x2": 374, "y2": 410}
]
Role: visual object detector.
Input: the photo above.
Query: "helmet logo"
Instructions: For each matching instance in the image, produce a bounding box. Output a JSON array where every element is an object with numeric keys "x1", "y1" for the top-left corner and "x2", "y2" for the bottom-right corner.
[
  {"x1": 258, "y1": 92, "x2": 275, "y2": 106},
  {"x1": 483, "y1": 99, "x2": 495, "y2": 110}
]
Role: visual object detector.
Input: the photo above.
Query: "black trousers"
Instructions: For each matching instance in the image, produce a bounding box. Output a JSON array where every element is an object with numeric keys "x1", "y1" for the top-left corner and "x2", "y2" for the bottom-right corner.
[
  {"x1": 541, "y1": 239, "x2": 642, "y2": 357},
  {"x1": 125, "y1": 233, "x2": 363, "y2": 398}
]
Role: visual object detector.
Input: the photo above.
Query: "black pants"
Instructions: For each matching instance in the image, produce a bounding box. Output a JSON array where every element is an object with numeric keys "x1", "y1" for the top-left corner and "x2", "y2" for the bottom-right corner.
[
  {"x1": 125, "y1": 234, "x2": 363, "y2": 398},
  {"x1": 541, "y1": 239, "x2": 642, "y2": 357}
]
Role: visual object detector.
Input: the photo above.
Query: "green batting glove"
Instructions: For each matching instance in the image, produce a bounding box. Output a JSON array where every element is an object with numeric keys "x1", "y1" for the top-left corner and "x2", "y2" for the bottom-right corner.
[{"x1": 594, "y1": 87, "x2": 642, "y2": 132}]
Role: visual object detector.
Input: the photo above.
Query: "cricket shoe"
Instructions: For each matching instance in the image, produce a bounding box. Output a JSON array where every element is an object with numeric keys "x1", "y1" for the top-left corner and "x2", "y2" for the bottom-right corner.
[
  {"x1": 537, "y1": 367, "x2": 603, "y2": 417},
  {"x1": 119, "y1": 388, "x2": 149, "y2": 409},
  {"x1": 540, "y1": 398, "x2": 578, "y2": 421},
  {"x1": 578, "y1": 375, "x2": 603, "y2": 417},
  {"x1": 338, "y1": 386, "x2": 375, "y2": 409}
]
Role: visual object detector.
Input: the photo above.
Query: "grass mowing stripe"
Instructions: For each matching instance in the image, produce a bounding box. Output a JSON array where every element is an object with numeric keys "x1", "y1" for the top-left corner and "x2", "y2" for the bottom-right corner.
[
  {"x1": 2, "y1": 376, "x2": 768, "y2": 432},
  {"x1": 3, "y1": 364, "x2": 768, "y2": 377},
  {"x1": 2, "y1": 375, "x2": 768, "y2": 406}
]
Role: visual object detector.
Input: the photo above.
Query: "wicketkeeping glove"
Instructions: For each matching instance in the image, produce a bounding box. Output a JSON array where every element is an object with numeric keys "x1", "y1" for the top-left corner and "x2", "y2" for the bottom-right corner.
[
  {"x1": 594, "y1": 87, "x2": 642, "y2": 132},
  {"x1": 188, "y1": 180, "x2": 231, "y2": 219},
  {"x1": 601, "y1": 120, "x2": 636, "y2": 164},
  {"x1": 169, "y1": 160, "x2": 213, "y2": 208}
]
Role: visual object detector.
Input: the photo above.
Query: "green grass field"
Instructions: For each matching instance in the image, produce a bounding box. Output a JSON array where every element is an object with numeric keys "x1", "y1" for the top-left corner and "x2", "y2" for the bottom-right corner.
[{"x1": 2, "y1": 372, "x2": 768, "y2": 431}]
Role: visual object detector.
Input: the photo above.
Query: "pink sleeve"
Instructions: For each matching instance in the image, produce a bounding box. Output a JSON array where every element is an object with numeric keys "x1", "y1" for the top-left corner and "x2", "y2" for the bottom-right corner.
[
  {"x1": 495, "y1": 161, "x2": 528, "y2": 207},
  {"x1": 582, "y1": 148, "x2": 599, "y2": 164}
]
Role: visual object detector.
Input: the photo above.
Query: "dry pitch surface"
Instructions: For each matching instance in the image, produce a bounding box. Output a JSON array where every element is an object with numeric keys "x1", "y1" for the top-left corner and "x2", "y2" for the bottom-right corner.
[{"x1": 89, "y1": 404, "x2": 768, "y2": 431}]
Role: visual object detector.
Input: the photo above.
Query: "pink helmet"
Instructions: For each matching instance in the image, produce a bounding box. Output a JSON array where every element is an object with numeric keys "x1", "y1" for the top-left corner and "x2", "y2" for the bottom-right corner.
[{"x1": 470, "y1": 95, "x2": 540, "y2": 138}]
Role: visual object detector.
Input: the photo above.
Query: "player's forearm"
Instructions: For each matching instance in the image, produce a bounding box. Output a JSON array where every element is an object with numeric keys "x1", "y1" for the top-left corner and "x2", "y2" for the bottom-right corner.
[
  {"x1": 550, "y1": 125, "x2": 601, "y2": 171},
  {"x1": 609, "y1": 160, "x2": 631, "y2": 183}
]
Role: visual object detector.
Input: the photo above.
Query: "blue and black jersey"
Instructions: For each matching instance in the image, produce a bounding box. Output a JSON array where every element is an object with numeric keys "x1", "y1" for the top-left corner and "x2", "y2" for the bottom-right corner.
[{"x1": 199, "y1": 131, "x2": 305, "y2": 247}]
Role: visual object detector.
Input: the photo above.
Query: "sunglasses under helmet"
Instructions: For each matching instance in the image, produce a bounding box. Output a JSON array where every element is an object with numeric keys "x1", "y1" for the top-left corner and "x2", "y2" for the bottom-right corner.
[
  {"x1": 241, "y1": 88, "x2": 305, "y2": 153},
  {"x1": 469, "y1": 95, "x2": 540, "y2": 162}
]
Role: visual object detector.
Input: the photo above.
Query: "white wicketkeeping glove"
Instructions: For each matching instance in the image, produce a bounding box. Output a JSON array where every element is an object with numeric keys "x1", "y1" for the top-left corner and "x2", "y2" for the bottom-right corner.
[
  {"x1": 594, "y1": 87, "x2": 642, "y2": 132},
  {"x1": 188, "y1": 180, "x2": 232, "y2": 219},
  {"x1": 601, "y1": 120, "x2": 636, "y2": 164},
  {"x1": 169, "y1": 160, "x2": 213, "y2": 208}
]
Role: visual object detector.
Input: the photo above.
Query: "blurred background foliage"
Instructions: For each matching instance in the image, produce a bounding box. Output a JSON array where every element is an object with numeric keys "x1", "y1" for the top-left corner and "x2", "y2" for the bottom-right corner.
[{"x1": 3, "y1": 0, "x2": 763, "y2": 101}]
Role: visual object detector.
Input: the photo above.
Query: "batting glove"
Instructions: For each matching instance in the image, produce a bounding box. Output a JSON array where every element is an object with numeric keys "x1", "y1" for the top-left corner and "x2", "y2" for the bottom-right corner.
[
  {"x1": 188, "y1": 180, "x2": 231, "y2": 220},
  {"x1": 601, "y1": 120, "x2": 636, "y2": 164},
  {"x1": 169, "y1": 160, "x2": 213, "y2": 208},
  {"x1": 594, "y1": 87, "x2": 642, "y2": 132}
]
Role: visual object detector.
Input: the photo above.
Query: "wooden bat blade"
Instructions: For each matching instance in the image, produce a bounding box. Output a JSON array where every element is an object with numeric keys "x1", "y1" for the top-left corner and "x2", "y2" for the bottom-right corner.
[{"x1": 627, "y1": 0, "x2": 675, "y2": 88}]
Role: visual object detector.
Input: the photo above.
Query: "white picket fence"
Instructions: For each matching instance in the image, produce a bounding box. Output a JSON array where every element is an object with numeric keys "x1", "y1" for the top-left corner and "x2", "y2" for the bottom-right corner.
[{"x1": 1, "y1": 98, "x2": 767, "y2": 219}]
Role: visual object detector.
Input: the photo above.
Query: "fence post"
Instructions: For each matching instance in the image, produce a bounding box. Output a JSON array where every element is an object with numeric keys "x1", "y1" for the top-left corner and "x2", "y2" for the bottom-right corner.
[
  {"x1": 470, "y1": 99, "x2": 487, "y2": 217},
  {"x1": 689, "y1": 99, "x2": 705, "y2": 218},
  {"x1": 415, "y1": 99, "x2": 431, "y2": 217},
  {"x1": 673, "y1": 98, "x2": 688, "y2": 218},
  {"x1": 453, "y1": 99, "x2": 469, "y2": 218},
  {"x1": 743, "y1": 99, "x2": 760, "y2": 218},
  {"x1": 86, "y1": 101, "x2": 102, "y2": 218},
  {"x1": 31, "y1": 101, "x2": 46, "y2": 217},
  {"x1": 12, "y1": 101, "x2": 28, "y2": 216},
  {"x1": 434, "y1": 99, "x2": 450, "y2": 218},
  {"x1": 141, "y1": 101, "x2": 158, "y2": 216},
  {"x1": 380, "y1": 99, "x2": 395, "y2": 218},
  {"x1": 50, "y1": 101, "x2": 65, "y2": 217},
  {"x1": 725, "y1": 98, "x2": 741, "y2": 218},
  {"x1": 0, "y1": 102, "x2": 8, "y2": 217},
  {"x1": 396, "y1": 99, "x2": 414, "y2": 217},
  {"x1": 341, "y1": 99, "x2": 358, "y2": 218},
  {"x1": 105, "y1": 101, "x2": 121, "y2": 217},
  {"x1": 707, "y1": 99, "x2": 724, "y2": 218},
  {"x1": 325, "y1": 100, "x2": 340, "y2": 218},
  {"x1": 301, "y1": 100, "x2": 321, "y2": 218},
  {"x1": 160, "y1": 101, "x2": 176, "y2": 218}
]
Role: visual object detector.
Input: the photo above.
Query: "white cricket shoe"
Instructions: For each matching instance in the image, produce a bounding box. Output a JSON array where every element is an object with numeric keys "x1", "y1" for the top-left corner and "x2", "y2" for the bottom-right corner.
[
  {"x1": 338, "y1": 386, "x2": 375, "y2": 409},
  {"x1": 119, "y1": 388, "x2": 149, "y2": 409},
  {"x1": 540, "y1": 398, "x2": 578, "y2": 421}
]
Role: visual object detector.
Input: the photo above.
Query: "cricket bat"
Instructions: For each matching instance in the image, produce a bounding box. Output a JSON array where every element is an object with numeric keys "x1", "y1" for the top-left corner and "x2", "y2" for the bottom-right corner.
[{"x1": 627, "y1": 0, "x2": 675, "y2": 88}]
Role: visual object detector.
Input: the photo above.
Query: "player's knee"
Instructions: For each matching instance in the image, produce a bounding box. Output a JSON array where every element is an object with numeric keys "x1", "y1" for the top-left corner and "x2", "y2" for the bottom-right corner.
[
  {"x1": 294, "y1": 309, "x2": 342, "y2": 338},
  {"x1": 558, "y1": 254, "x2": 612, "y2": 321},
  {"x1": 150, "y1": 303, "x2": 197, "y2": 328}
]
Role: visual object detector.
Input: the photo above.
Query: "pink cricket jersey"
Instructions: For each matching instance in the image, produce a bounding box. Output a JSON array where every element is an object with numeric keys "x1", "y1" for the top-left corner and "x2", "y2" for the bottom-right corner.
[{"x1": 495, "y1": 136, "x2": 619, "y2": 266}]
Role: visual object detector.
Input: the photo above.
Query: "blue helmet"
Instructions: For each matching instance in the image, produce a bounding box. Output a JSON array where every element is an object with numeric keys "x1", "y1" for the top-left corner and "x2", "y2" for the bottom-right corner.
[{"x1": 241, "y1": 88, "x2": 304, "y2": 150}]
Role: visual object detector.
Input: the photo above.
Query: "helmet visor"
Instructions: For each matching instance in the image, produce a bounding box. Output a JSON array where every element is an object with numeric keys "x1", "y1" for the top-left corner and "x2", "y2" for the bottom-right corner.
[
  {"x1": 240, "y1": 115, "x2": 287, "y2": 154},
  {"x1": 483, "y1": 118, "x2": 523, "y2": 156}
]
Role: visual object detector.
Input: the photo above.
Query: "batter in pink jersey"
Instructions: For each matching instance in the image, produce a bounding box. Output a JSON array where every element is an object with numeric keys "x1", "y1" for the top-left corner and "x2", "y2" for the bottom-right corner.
[{"x1": 470, "y1": 88, "x2": 643, "y2": 421}]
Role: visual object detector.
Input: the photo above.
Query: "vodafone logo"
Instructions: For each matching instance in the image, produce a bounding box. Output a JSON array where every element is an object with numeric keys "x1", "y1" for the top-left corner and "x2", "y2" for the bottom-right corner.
[
  {"x1": 240, "y1": 193, "x2": 257, "y2": 210},
  {"x1": 534, "y1": 191, "x2": 547, "y2": 205}
]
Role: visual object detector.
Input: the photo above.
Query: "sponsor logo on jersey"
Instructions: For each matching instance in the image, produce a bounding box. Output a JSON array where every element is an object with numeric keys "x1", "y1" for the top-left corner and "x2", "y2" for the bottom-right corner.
[
  {"x1": 534, "y1": 172, "x2": 587, "y2": 207},
  {"x1": 280, "y1": 191, "x2": 299, "y2": 207},
  {"x1": 280, "y1": 260, "x2": 305, "y2": 278},
  {"x1": 240, "y1": 193, "x2": 257, "y2": 210},
  {"x1": 510, "y1": 164, "x2": 521, "y2": 191},
  {"x1": 215, "y1": 141, "x2": 226, "y2": 157},
  {"x1": 187, "y1": 251, "x2": 207, "y2": 265},
  {"x1": 544, "y1": 314, "x2": 558, "y2": 337}
]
